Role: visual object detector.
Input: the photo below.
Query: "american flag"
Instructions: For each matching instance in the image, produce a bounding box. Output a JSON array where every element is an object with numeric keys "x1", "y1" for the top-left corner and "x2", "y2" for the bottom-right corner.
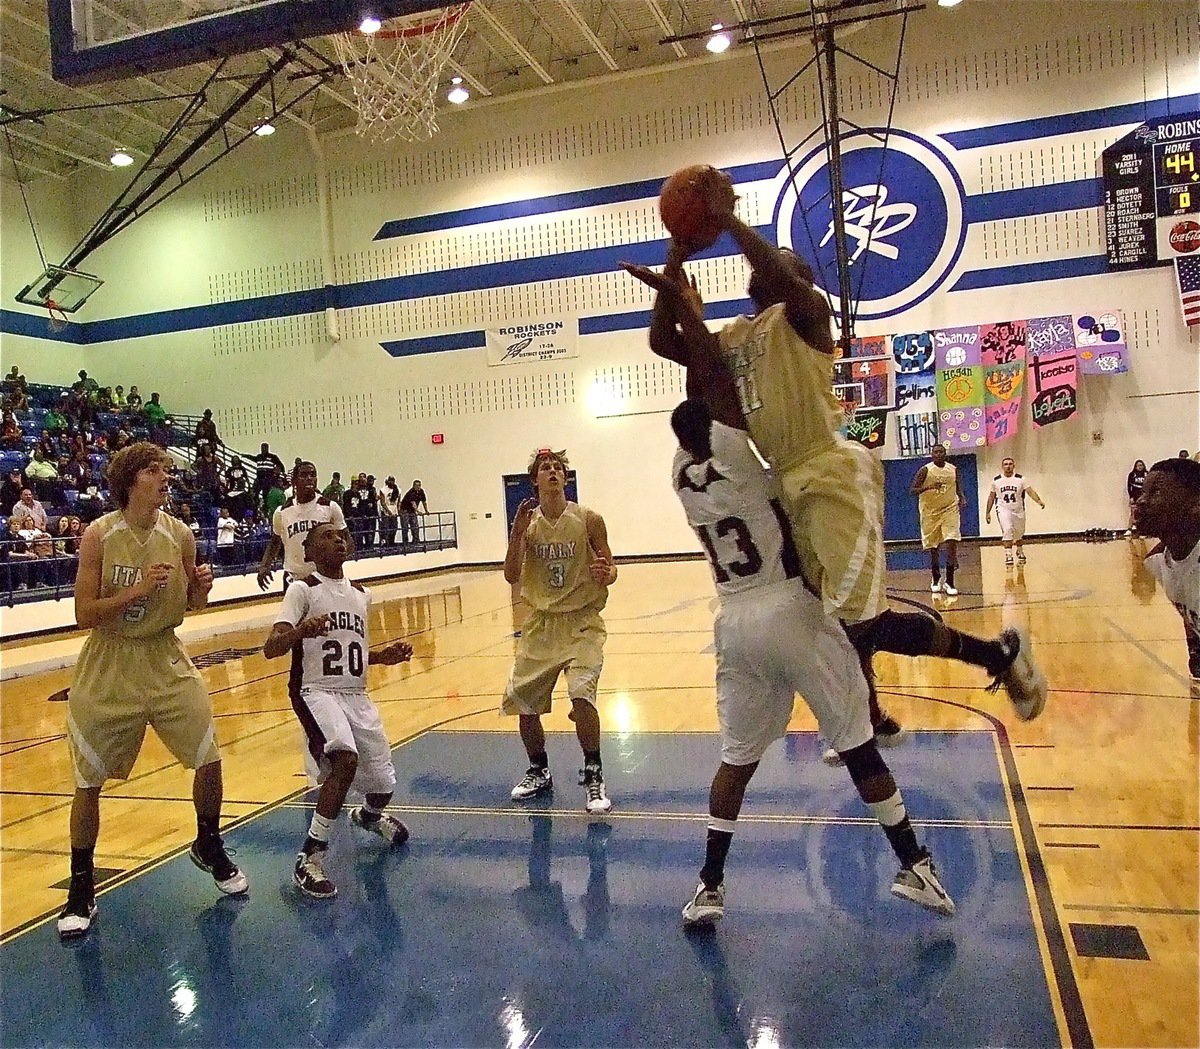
[{"x1": 1177, "y1": 255, "x2": 1200, "y2": 327}]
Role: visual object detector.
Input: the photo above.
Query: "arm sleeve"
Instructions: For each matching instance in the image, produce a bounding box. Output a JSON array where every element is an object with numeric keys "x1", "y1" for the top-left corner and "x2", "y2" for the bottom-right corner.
[
  {"x1": 277, "y1": 581, "x2": 309, "y2": 626},
  {"x1": 330, "y1": 502, "x2": 346, "y2": 529}
]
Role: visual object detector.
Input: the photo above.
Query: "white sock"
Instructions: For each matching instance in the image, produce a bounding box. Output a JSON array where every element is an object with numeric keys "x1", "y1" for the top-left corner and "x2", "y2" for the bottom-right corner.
[{"x1": 307, "y1": 811, "x2": 334, "y2": 844}]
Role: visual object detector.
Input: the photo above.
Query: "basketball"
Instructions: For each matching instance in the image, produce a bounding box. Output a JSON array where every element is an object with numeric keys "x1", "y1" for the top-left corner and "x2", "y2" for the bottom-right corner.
[{"x1": 658, "y1": 165, "x2": 724, "y2": 250}]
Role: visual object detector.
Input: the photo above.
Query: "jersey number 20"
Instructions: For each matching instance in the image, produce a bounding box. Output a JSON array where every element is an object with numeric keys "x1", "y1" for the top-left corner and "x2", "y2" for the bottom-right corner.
[{"x1": 322, "y1": 639, "x2": 365, "y2": 677}]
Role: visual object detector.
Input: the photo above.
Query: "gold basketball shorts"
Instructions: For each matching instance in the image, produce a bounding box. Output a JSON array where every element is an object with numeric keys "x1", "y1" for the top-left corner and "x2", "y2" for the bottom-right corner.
[{"x1": 501, "y1": 607, "x2": 606, "y2": 716}]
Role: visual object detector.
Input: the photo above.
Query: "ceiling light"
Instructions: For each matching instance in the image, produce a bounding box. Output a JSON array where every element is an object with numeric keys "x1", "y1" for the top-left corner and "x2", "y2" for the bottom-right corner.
[
  {"x1": 359, "y1": 15, "x2": 382, "y2": 33},
  {"x1": 706, "y1": 24, "x2": 731, "y2": 54},
  {"x1": 447, "y1": 76, "x2": 469, "y2": 105},
  {"x1": 109, "y1": 150, "x2": 134, "y2": 167},
  {"x1": 937, "y1": 0, "x2": 963, "y2": 6},
  {"x1": 253, "y1": 121, "x2": 275, "y2": 137}
]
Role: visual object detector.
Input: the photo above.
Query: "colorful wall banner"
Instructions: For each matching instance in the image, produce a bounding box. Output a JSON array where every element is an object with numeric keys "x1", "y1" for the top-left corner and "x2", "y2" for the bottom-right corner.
[
  {"x1": 1029, "y1": 347, "x2": 1078, "y2": 428},
  {"x1": 890, "y1": 331, "x2": 934, "y2": 374},
  {"x1": 980, "y1": 320, "x2": 1027, "y2": 366},
  {"x1": 1074, "y1": 311, "x2": 1128, "y2": 373},
  {"x1": 1026, "y1": 314, "x2": 1075, "y2": 359},
  {"x1": 896, "y1": 411, "x2": 939, "y2": 458},
  {"x1": 844, "y1": 408, "x2": 888, "y2": 450},
  {"x1": 933, "y1": 325, "x2": 981, "y2": 369},
  {"x1": 896, "y1": 368, "x2": 937, "y2": 415},
  {"x1": 984, "y1": 361, "x2": 1026, "y2": 443}
]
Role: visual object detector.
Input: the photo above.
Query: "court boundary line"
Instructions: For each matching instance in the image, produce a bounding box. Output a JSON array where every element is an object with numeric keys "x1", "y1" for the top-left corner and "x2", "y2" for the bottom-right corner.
[{"x1": 883, "y1": 687, "x2": 1093, "y2": 1049}]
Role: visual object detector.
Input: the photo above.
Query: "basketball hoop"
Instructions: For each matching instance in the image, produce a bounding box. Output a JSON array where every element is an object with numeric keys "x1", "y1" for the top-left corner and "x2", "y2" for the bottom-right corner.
[
  {"x1": 46, "y1": 299, "x2": 69, "y2": 334},
  {"x1": 331, "y1": 4, "x2": 470, "y2": 143}
]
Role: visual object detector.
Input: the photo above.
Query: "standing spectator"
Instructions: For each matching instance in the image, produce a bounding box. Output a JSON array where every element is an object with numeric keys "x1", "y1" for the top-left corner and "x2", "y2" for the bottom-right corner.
[
  {"x1": 25, "y1": 450, "x2": 60, "y2": 502},
  {"x1": 363, "y1": 475, "x2": 379, "y2": 549},
  {"x1": 263, "y1": 470, "x2": 286, "y2": 521},
  {"x1": 75, "y1": 370, "x2": 99, "y2": 398},
  {"x1": 143, "y1": 393, "x2": 168, "y2": 445},
  {"x1": 342, "y1": 475, "x2": 363, "y2": 544},
  {"x1": 194, "y1": 446, "x2": 221, "y2": 502},
  {"x1": 379, "y1": 476, "x2": 400, "y2": 547},
  {"x1": 1, "y1": 411, "x2": 22, "y2": 450},
  {"x1": 1, "y1": 468, "x2": 25, "y2": 511},
  {"x1": 224, "y1": 456, "x2": 252, "y2": 519},
  {"x1": 253, "y1": 443, "x2": 286, "y2": 504},
  {"x1": 1126, "y1": 459, "x2": 1148, "y2": 536},
  {"x1": 125, "y1": 385, "x2": 143, "y2": 414},
  {"x1": 215, "y1": 507, "x2": 238, "y2": 567},
  {"x1": 400, "y1": 479, "x2": 428, "y2": 548},
  {"x1": 11, "y1": 489, "x2": 48, "y2": 532},
  {"x1": 322, "y1": 471, "x2": 346, "y2": 506},
  {"x1": 193, "y1": 410, "x2": 221, "y2": 455},
  {"x1": 346, "y1": 475, "x2": 376, "y2": 549}
]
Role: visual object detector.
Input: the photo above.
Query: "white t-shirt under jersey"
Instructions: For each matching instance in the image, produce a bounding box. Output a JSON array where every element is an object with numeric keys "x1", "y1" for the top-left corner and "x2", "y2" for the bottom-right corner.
[
  {"x1": 1145, "y1": 539, "x2": 1200, "y2": 637},
  {"x1": 672, "y1": 421, "x2": 803, "y2": 600},
  {"x1": 272, "y1": 495, "x2": 347, "y2": 576},
  {"x1": 991, "y1": 474, "x2": 1030, "y2": 515},
  {"x1": 278, "y1": 573, "x2": 371, "y2": 693}
]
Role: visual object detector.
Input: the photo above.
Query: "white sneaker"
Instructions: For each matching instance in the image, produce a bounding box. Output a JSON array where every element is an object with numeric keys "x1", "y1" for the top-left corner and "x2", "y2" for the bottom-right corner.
[
  {"x1": 350, "y1": 807, "x2": 409, "y2": 846},
  {"x1": 293, "y1": 849, "x2": 336, "y2": 899},
  {"x1": 821, "y1": 740, "x2": 843, "y2": 766},
  {"x1": 511, "y1": 765, "x2": 552, "y2": 801},
  {"x1": 1016, "y1": 550, "x2": 1026, "y2": 564},
  {"x1": 942, "y1": 581, "x2": 958, "y2": 596},
  {"x1": 580, "y1": 766, "x2": 612, "y2": 815},
  {"x1": 1004, "y1": 554, "x2": 1014, "y2": 567},
  {"x1": 891, "y1": 853, "x2": 955, "y2": 917},
  {"x1": 682, "y1": 882, "x2": 725, "y2": 926},
  {"x1": 992, "y1": 627, "x2": 1047, "y2": 721},
  {"x1": 930, "y1": 580, "x2": 941, "y2": 593},
  {"x1": 57, "y1": 874, "x2": 97, "y2": 940}
]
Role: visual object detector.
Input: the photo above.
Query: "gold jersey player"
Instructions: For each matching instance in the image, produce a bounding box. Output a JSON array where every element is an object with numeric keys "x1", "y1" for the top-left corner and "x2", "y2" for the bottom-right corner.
[
  {"x1": 59, "y1": 443, "x2": 247, "y2": 940},
  {"x1": 911, "y1": 443, "x2": 966, "y2": 595},
  {"x1": 622, "y1": 168, "x2": 1047, "y2": 727},
  {"x1": 504, "y1": 449, "x2": 617, "y2": 814},
  {"x1": 262, "y1": 524, "x2": 413, "y2": 899}
]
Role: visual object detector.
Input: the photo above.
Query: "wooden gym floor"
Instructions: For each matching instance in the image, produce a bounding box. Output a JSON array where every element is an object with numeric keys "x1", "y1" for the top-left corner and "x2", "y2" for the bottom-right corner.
[{"x1": 0, "y1": 540, "x2": 1196, "y2": 1047}]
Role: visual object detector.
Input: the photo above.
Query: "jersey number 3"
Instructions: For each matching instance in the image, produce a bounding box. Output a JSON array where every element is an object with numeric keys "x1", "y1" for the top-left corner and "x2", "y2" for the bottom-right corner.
[
  {"x1": 697, "y1": 516, "x2": 763, "y2": 583},
  {"x1": 321, "y1": 639, "x2": 365, "y2": 677}
]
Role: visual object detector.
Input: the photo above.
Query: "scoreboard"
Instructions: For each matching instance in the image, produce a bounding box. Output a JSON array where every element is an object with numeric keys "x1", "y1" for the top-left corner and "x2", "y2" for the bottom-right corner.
[{"x1": 1104, "y1": 113, "x2": 1200, "y2": 271}]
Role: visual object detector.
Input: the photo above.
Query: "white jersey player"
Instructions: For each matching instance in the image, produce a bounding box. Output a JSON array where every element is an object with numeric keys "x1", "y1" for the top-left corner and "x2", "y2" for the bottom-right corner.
[
  {"x1": 263, "y1": 523, "x2": 411, "y2": 900},
  {"x1": 257, "y1": 460, "x2": 348, "y2": 592},
  {"x1": 1134, "y1": 457, "x2": 1200, "y2": 684},
  {"x1": 985, "y1": 457, "x2": 1045, "y2": 565},
  {"x1": 669, "y1": 398, "x2": 954, "y2": 926}
]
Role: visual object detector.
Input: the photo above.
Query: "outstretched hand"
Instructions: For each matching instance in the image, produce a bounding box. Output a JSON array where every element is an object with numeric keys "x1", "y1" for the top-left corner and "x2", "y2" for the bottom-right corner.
[
  {"x1": 374, "y1": 640, "x2": 413, "y2": 665},
  {"x1": 510, "y1": 498, "x2": 537, "y2": 540}
]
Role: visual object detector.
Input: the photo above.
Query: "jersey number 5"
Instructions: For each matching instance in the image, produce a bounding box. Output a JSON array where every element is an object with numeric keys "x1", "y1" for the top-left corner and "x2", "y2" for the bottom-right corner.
[
  {"x1": 322, "y1": 639, "x2": 365, "y2": 677},
  {"x1": 697, "y1": 515, "x2": 763, "y2": 583}
]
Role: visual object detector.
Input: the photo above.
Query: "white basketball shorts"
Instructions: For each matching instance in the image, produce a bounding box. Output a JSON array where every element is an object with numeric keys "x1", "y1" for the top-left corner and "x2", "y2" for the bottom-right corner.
[
  {"x1": 998, "y1": 509, "x2": 1026, "y2": 542},
  {"x1": 713, "y1": 579, "x2": 873, "y2": 765},
  {"x1": 294, "y1": 688, "x2": 397, "y2": 795}
]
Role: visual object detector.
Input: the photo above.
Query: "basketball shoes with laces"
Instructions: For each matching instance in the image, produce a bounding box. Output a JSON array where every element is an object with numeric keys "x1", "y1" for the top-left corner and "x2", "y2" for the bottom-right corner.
[
  {"x1": 891, "y1": 852, "x2": 955, "y2": 917},
  {"x1": 294, "y1": 848, "x2": 336, "y2": 899},
  {"x1": 57, "y1": 871, "x2": 97, "y2": 940},
  {"x1": 189, "y1": 834, "x2": 249, "y2": 895},
  {"x1": 580, "y1": 766, "x2": 612, "y2": 814},
  {"x1": 350, "y1": 807, "x2": 409, "y2": 846},
  {"x1": 511, "y1": 765, "x2": 552, "y2": 801},
  {"x1": 682, "y1": 882, "x2": 725, "y2": 926},
  {"x1": 991, "y1": 627, "x2": 1047, "y2": 721}
]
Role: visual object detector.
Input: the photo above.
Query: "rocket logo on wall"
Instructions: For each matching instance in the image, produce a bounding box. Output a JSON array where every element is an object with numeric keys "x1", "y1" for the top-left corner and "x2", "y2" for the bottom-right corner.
[{"x1": 773, "y1": 129, "x2": 967, "y2": 321}]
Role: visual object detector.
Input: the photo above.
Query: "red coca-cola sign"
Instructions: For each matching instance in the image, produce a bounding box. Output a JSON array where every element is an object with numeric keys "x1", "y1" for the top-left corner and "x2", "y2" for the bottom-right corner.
[{"x1": 1169, "y1": 220, "x2": 1200, "y2": 253}]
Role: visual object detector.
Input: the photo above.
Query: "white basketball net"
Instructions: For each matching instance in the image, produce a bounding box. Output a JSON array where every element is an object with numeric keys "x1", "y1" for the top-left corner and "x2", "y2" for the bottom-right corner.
[{"x1": 331, "y1": 5, "x2": 470, "y2": 143}]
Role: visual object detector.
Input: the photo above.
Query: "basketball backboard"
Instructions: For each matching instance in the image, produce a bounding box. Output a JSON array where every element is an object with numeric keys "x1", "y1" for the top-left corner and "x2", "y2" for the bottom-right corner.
[
  {"x1": 15, "y1": 265, "x2": 104, "y2": 313},
  {"x1": 48, "y1": 0, "x2": 452, "y2": 85}
]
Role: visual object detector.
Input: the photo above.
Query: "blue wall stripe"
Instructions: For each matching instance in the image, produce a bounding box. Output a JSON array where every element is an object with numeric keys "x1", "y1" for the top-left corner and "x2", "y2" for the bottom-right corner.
[
  {"x1": 0, "y1": 309, "x2": 84, "y2": 343},
  {"x1": 949, "y1": 255, "x2": 1110, "y2": 291},
  {"x1": 942, "y1": 95, "x2": 1198, "y2": 150},
  {"x1": 380, "y1": 330, "x2": 484, "y2": 357},
  {"x1": 966, "y1": 179, "x2": 1103, "y2": 223},
  {"x1": 373, "y1": 161, "x2": 784, "y2": 240}
]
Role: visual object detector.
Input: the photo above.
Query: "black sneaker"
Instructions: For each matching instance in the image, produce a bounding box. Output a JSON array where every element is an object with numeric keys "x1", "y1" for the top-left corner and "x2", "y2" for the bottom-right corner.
[
  {"x1": 57, "y1": 872, "x2": 96, "y2": 940},
  {"x1": 874, "y1": 713, "x2": 907, "y2": 747},
  {"x1": 190, "y1": 835, "x2": 249, "y2": 895},
  {"x1": 350, "y1": 806, "x2": 410, "y2": 846},
  {"x1": 293, "y1": 849, "x2": 337, "y2": 899}
]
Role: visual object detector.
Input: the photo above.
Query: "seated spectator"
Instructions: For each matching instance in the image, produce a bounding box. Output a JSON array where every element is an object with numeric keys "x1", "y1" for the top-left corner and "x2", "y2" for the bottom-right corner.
[
  {"x1": 215, "y1": 506, "x2": 238, "y2": 567},
  {"x1": 224, "y1": 455, "x2": 251, "y2": 518},
  {"x1": 6, "y1": 386, "x2": 29, "y2": 413},
  {"x1": 44, "y1": 402, "x2": 69, "y2": 435},
  {"x1": 0, "y1": 411, "x2": 22, "y2": 450},
  {"x1": 96, "y1": 387, "x2": 114, "y2": 411},
  {"x1": 321, "y1": 471, "x2": 345, "y2": 505},
  {"x1": 143, "y1": 391, "x2": 167, "y2": 429},
  {"x1": 110, "y1": 425, "x2": 131, "y2": 452},
  {"x1": 176, "y1": 502, "x2": 209, "y2": 561},
  {"x1": 125, "y1": 385, "x2": 143, "y2": 413},
  {"x1": 11, "y1": 488, "x2": 48, "y2": 532},
  {"x1": 52, "y1": 515, "x2": 81, "y2": 584},
  {"x1": 24, "y1": 450, "x2": 59, "y2": 500},
  {"x1": 194, "y1": 409, "x2": 222, "y2": 454},
  {"x1": 0, "y1": 469, "x2": 24, "y2": 511},
  {"x1": 2, "y1": 365, "x2": 26, "y2": 393},
  {"x1": 3, "y1": 518, "x2": 40, "y2": 591},
  {"x1": 74, "y1": 482, "x2": 106, "y2": 524},
  {"x1": 112, "y1": 384, "x2": 127, "y2": 409}
]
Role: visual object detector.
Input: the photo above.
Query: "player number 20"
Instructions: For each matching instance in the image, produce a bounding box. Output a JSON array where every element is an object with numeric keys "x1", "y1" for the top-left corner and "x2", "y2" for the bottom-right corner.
[{"x1": 321, "y1": 638, "x2": 365, "y2": 677}]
